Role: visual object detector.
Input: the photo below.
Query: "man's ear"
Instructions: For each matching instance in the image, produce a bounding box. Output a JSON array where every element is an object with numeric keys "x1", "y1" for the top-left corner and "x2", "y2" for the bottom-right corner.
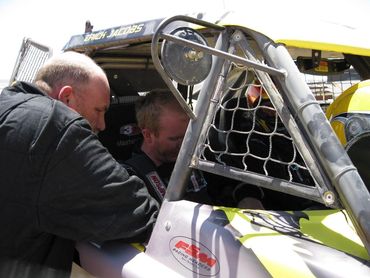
[
  {"x1": 57, "y1": 86, "x2": 73, "y2": 106},
  {"x1": 142, "y1": 128, "x2": 153, "y2": 143}
]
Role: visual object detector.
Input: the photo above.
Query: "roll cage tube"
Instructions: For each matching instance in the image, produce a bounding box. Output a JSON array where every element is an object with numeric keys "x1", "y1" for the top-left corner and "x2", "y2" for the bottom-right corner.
[
  {"x1": 254, "y1": 32, "x2": 370, "y2": 254},
  {"x1": 151, "y1": 15, "x2": 228, "y2": 201},
  {"x1": 151, "y1": 15, "x2": 370, "y2": 255}
]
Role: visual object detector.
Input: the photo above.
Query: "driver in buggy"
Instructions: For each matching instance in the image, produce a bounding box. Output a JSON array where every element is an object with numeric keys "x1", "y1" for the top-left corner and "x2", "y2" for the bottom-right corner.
[{"x1": 124, "y1": 90, "x2": 213, "y2": 205}]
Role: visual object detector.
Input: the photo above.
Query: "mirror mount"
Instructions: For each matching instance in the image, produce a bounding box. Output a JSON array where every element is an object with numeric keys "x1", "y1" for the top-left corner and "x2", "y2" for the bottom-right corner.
[{"x1": 296, "y1": 50, "x2": 350, "y2": 75}]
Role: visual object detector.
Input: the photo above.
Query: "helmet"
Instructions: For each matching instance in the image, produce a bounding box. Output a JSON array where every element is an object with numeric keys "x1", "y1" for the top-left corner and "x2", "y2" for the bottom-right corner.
[{"x1": 326, "y1": 79, "x2": 370, "y2": 146}]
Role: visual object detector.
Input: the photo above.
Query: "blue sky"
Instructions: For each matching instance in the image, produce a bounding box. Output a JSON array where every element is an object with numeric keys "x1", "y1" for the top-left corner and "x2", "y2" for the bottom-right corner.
[{"x1": 0, "y1": 0, "x2": 369, "y2": 83}]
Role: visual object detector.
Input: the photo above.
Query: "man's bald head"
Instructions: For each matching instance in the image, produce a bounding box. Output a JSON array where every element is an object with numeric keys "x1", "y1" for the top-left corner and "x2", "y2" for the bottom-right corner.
[
  {"x1": 35, "y1": 51, "x2": 106, "y2": 98},
  {"x1": 34, "y1": 51, "x2": 110, "y2": 133}
]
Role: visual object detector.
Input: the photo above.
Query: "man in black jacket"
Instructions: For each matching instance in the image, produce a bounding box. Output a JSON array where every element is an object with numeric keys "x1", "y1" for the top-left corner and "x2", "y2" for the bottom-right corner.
[
  {"x1": 0, "y1": 52, "x2": 158, "y2": 277},
  {"x1": 125, "y1": 91, "x2": 211, "y2": 204}
]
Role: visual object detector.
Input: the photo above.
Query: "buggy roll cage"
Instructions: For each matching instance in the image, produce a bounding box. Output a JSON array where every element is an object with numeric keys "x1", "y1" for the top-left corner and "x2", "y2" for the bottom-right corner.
[{"x1": 150, "y1": 15, "x2": 370, "y2": 255}]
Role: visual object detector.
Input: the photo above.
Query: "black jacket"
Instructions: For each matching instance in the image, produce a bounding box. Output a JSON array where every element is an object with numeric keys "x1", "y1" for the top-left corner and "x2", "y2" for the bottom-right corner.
[
  {"x1": 125, "y1": 150, "x2": 211, "y2": 204},
  {"x1": 0, "y1": 82, "x2": 158, "y2": 277}
]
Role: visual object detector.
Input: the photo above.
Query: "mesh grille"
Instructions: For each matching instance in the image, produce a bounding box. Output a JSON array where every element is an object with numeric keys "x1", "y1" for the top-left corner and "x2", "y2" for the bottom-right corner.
[{"x1": 197, "y1": 65, "x2": 315, "y2": 187}]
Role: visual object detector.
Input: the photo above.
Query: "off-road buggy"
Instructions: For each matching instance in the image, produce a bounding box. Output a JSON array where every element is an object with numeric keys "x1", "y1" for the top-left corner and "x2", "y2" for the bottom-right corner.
[{"x1": 11, "y1": 11, "x2": 370, "y2": 278}]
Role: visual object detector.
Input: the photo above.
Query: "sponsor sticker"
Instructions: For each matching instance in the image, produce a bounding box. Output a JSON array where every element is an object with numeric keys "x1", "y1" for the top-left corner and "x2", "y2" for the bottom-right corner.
[
  {"x1": 120, "y1": 123, "x2": 141, "y2": 136},
  {"x1": 169, "y1": 236, "x2": 220, "y2": 276},
  {"x1": 146, "y1": 171, "x2": 166, "y2": 199}
]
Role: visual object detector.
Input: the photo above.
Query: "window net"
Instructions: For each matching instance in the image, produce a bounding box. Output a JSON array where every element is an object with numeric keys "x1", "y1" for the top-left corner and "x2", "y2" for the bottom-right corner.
[{"x1": 197, "y1": 64, "x2": 317, "y2": 189}]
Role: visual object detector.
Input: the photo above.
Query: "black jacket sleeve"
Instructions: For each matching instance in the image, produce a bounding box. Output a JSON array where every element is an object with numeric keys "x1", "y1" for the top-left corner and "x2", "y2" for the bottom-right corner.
[{"x1": 36, "y1": 114, "x2": 158, "y2": 243}]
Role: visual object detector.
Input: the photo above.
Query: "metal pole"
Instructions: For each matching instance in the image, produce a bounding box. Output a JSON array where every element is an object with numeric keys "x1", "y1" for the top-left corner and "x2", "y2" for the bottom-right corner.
[
  {"x1": 164, "y1": 30, "x2": 230, "y2": 201},
  {"x1": 256, "y1": 34, "x2": 370, "y2": 255}
]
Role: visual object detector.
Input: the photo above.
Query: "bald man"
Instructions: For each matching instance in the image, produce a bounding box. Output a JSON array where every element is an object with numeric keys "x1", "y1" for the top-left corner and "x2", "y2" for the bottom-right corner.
[{"x1": 0, "y1": 51, "x2": 158, "y2": 277}]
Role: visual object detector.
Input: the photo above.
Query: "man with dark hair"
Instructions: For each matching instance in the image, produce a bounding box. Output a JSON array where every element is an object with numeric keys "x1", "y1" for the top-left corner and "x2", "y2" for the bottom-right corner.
[
  {"x1": 125, "y1": 90, "x2": 211, "y2": 204},
  {"x1": 0, "y1": 51, "x2": 158, "y2": 277}
]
